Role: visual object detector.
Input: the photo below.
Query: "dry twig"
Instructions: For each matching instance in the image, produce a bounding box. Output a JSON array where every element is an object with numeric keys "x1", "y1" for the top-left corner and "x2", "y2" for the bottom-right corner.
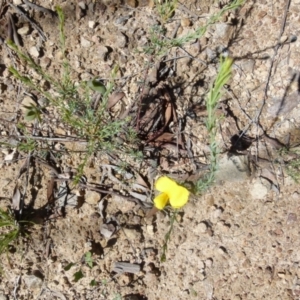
[
  {"x1": 23, "y1": 0, "x2": 57, "y2": 17},
  {"x1": 9, "y1": 3, "x2": 47, "y2": 41}
]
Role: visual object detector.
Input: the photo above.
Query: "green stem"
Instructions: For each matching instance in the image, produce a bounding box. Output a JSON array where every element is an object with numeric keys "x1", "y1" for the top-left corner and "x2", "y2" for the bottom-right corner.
[{"x1": 161, "y1": 210, "x2": 178, "y2": 262}]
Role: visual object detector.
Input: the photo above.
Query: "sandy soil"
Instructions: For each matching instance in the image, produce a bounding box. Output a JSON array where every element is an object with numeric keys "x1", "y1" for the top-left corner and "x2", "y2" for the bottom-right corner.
[{"x1": 1, "y1": 0, "x2": 300, "y2": 299}]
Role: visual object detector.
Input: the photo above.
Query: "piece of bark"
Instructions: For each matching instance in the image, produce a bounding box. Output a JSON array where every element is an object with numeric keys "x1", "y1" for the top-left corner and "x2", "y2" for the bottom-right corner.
[{"x1": 113, "y1": 262, "x2": 141, "y2": 274}]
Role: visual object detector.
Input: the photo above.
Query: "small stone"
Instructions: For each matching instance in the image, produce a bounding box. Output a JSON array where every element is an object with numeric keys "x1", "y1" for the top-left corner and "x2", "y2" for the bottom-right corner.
[
  {"x1": 216, "y1": 155, "x2": 250, "y2": 182},
  {"x1": 78, "y1": 1, "x2": 86, "y2": 9},
  {"x1": 193, "y1": 222, "x2": 207, "y2": 233},
  {"x1": 199, "y1": 36, "x2": 208, "y2": 46},
  {"x1": 198, "y1": 260, "x2": 205, "y2": 269},
  {"x1": 107, "y1": 5, "x2": 117, "y2": 13},
  {"x1": 257, "y1": 11, "x2": 267, "y2": 19},
  {"x1": 139, "y1": 0, "x2": 155, "y2": 8},
  {"x1": 148, "y1": 67, "x2": 157, "y2": 84},
  {"x1": 279, "y1": 35, "x2": 288, "y2": 44},
  {"x1": 181, "y1": 17, "x2": 191, "y2": 27},
  {"x1": 0, "y1": 83, "x2": 6, "y2": 95},
  {"x1": 115, "y1": 33, "x2": 127, "y2": 48},
  {"x1": 23, "y1": 275, "x2": 43, "y2": 290},
  {"x1": 205, "y1": 258, "x2": 213, "y2": 268},
  {"x1": 88, "y1": 21, "x2": 96, "y2": 29},
  {"x1": 41, "y1": 57, "x2": 51, "y2": 68},
  {"x1": 287, "y1": 213, "x2": 297, "y2": 225},
  {"x1": 241, "y1": 59, "x2": 255, "y2": 73},
  {"x1": 85, "y1": 191, "x2": 101, "y2": 205},
  {"x1": 97, "y1": 45, "x2": 109, "y2": 61},
  {"x1": 91, "y1": 35, "x2": 100, "y2": 43},
  {"x1": 132, "y1": 215, "x2": 141, "y2": 224},
  {"x1": 55, "y1": 51, "x2": 64, "y2": 60},
  {"x1": 123, "y1": 228, "x2": 141, "y2": 240},
  {"x1": 198, "y1": 272, "x2": 206, "y2": 281},
  {"x1": 217, "y1": 247, "x2": 227, "y2": 255},
  {"x1": 125, "y1": 0, "x2": 137, "y2": 7},
  {"x1": 214, "y1": 23, "x2": 230, "y2": 39},
  {"x1": 146, "y1": 225, "x2": 154, "y2": 235},
  {"x1": 29, "y1": 46, "x2": 40, "y2": 58},
  {"x1": 13, "y1": 0, "x2": 22, "y2": 4},
  {"x1": 100, "y1": 223, "x2": 116, "y2": 239},
  {"x1": 80, "y1": 72, "x2": 91, "y2": 81},
  {"x1": 250, "y1": 181, "x2": 268, "y2": 199},
  {"x1": 38, "y1": 97, "x2": 49, "y2": 107},
  {"x1": 115, "y1": 16, "x2": 130, "y2": 26},
  {"x1": 17, "y1": 25, "x2": 30, "y2": 35},
  {"x1": 0, "y1": 293, "x2": 7, "y2": 300},
  {"x1": 81, "y1": 36, "x2": 92, "y2": 48},
  {"x1": 90, "y1": 212, "x2": 100, "y2": 220},
  {"x1": 211, "y1": 208, "x2": 223, "y2": 223}
]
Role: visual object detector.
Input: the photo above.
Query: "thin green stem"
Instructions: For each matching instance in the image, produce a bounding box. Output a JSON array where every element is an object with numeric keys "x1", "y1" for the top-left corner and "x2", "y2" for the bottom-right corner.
[{"x1": 161, "y1": 210, "x2": 178, "y2": 262}]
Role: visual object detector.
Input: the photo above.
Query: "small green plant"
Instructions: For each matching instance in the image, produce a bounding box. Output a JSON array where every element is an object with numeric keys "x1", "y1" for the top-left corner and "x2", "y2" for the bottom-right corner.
[
  {"x1": 7, "y1": 6, "x2": 140, "y2": 180},
  {"x1": 112, "y1": 294, "x2": 122, "y2": 300},
  {"x1": 23, "y1": 103, "x2": 42, "y2": 122},
  {"x1": 0, "y1": 208, "x2": 21, "y2": 256},
  {"x1": 279, "y1": 148, "x2": 300, "y2": 182},
  {"x1": 84, "y1": 251, "x2": 94, "y2": 268},
  {"x1": 155, "y1": 0, "x2": 178, "y2": 24},
  {"x1": 64, "y1": 251, "x2": 97, "y2": 284},
  {"x1": 146, "y1": 0, "x2": 244, "y2": 56},
  {"x1": 194, "y1": 56, "x2": 233, "y2": 193},
  {"x1": 73, "y1": 269, "x2": 84, "y2": 282},
  {"x1": 286, "y1": 158, "x2": 300, "y2": 182}
]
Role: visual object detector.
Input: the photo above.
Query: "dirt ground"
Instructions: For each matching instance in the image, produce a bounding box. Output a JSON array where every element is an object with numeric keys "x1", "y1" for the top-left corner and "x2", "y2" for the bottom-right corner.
[{"x1": 1, "y1": 0, "x2": 300, "y2": 299}]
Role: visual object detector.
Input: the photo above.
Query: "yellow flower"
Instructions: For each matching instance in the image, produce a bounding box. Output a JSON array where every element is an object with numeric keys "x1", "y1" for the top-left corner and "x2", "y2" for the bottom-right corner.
[{"x1": 153, "y1": 176, "x2": 189, "y2": 210}]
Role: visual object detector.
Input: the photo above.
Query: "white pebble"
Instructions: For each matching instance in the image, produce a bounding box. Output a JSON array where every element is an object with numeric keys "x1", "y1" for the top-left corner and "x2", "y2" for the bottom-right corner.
[
  {"x1": 88, "y1": 21, "x2": 96, "y2": 29},
  {"x1": 18, "y1": 25, "x2": 30, "y2": 35},
  {"x1": 81, "y1": 36, "x2": 91, "y2": 48},
  {"x1": 29, "y1": 46, "x2": 40, "y2": 58}
]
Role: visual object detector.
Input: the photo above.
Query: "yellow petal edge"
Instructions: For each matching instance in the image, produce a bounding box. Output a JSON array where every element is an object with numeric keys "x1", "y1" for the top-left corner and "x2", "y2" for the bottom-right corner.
[
  {"x1": 154, "y1": 193, "x2": 169, "y2": 210},
  {"x1": 155, "y1": 176, "x2": 178, "y2": 194},
  {"x1": 169, "y1": 186, "x2": 190, "y2": 209}
]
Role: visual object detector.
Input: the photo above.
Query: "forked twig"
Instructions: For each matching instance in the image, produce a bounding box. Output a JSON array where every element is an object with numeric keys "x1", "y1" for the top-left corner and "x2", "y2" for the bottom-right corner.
[
  {"x1": 23, "y1": 0, "x2": 57, "y2": 17},
  {"x1": 253, "y1": 0, "x2": 291, "y2": 123},
  {"x1": 9, "y1": 3, "x2": 47, "y2": 41},
  {"x1": 13, "y1": 275, "x2": 21, "y2": 300},
  {"x1": 136, "y1": 57, "x2": 153, "y2": 132}
]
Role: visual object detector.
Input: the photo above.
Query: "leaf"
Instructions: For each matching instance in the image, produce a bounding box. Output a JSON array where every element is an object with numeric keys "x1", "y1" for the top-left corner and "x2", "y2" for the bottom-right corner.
[
  {"x1": 106, "y1": 92, "x2": 125, "y2": 109},
  {"x1": 90, "y1": 279, "x2": 97, "y2": 286},
  {"x1": 87, "y1": 79, "x2": 106, "y2": 94},
  {"x1": 85, "y1": 251, "x2": 93, "y2": 268},
  {"x1": 24, "y1": 112, "x2": 37, "y2": 122},
  {"x1": 164, "y1": 101, "x2": 172, "y2": 126},
  {"x1": 73, "y1": 269, "x2": 84, "y2": 282},
  {"x1": 23, "y1": 104, "x2": 41, "y2": 122},
  {"x1": 64, "y1": 262, "x2": 75, "y2": 271},
  {"x1": 154, "y1": 132, "x2": 174, "y2": 142},
  {"x1": 100, "y1": 223, "x2": 116, "y2": 239},
  {"x1": 134, "y1": 174, "x2": 149, "y2": 189},
  {"x1": 47, "y1": 177, "x2": 55, "y2": 204},
  {"x1": 12, "y1": 185, "x2": 21, "y2": 211},
  {"x1": 129, "y1": 191, "x2": 147, "y2": 202}
]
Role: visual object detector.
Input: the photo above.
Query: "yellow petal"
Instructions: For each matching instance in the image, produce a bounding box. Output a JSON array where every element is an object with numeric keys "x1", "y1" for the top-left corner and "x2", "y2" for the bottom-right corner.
[
  {"x1": 169, "y1": 186, "x2": 189, "y2": 209},
  {"x1": 154, "y1": 193, "x2": 169, "y2": 210},
  {"x1": 155, "y1": 176, "x2": 178, "y2": 195}
]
